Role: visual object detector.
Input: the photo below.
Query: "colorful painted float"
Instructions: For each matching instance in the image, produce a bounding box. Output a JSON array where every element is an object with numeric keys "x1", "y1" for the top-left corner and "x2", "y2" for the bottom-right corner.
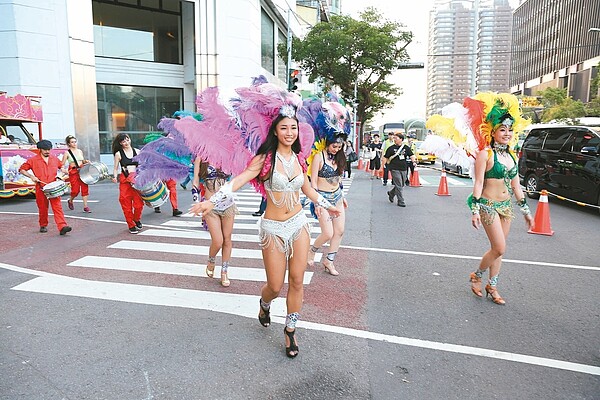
[{"x1": 0, "y1": 92, "x2": 65, "y2": 198}]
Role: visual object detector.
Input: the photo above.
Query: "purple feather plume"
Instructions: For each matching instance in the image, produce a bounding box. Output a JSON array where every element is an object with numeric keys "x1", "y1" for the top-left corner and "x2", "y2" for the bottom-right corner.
[
  {"x1": 134, "y1": 152, "x2": 190, "y2": 187},
  {"x1": 175, "y1": 87, "x2": 251, "y2": 176}
]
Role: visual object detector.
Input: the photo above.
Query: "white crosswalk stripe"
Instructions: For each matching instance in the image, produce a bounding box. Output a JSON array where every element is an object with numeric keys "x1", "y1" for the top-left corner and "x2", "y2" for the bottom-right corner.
[
  {"x1": 374, "y1": 173, "x2": 470, "y2": 187},
  {"x1": 68, "y1": 255, "x2": 314, "y2": 284},
  {"x1": 163, "y1": 218, "x2": 323, "y2": 234},
  {"x1": 139, "y1": 228, "x2": 322, "y2": 249}
]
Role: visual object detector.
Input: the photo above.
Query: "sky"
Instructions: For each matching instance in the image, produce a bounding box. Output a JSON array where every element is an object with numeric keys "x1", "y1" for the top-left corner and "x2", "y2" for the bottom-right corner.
[{"x1": 341, "y1": 0, "x2": 520, "y2": 128}]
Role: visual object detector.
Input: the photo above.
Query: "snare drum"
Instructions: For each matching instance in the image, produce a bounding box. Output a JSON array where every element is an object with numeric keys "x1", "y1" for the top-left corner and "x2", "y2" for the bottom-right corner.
[
  {"x1": 42, "y1": 181, "x2": 69, "y2": 199},
  {"x1": 79, "y1": 161, "x2": 110, "y2": 185},
  {"x1": 134, "y1": 181, "x2": 169, "y2": 208}
]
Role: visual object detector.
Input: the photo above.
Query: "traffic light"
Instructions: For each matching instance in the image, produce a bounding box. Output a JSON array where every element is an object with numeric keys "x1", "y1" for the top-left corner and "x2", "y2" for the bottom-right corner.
[{"x1": 288, "y1": 69, "x2": 300, "y2": 91}]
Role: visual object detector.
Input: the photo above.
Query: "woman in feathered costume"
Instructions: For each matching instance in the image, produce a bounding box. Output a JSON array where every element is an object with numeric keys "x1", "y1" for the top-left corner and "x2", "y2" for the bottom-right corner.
[
  {"x1": 176, "y1": 78, "x2": 342, "y2": 358},
  {"x1": 135, "y1": 111, "x2": 238, "y2": 286},
  {"x1": 467, "y1": 93, "x2": 533, "y2": 305},
  {"x1": 428, "y1": 92, "x2": 533, "y2": 305},
  {"x1": 191, "y1": 158, "x2": 237, "y2": 287},
  {"x1": 299, "y1": 98, "x2": 350, "y2": 275}
]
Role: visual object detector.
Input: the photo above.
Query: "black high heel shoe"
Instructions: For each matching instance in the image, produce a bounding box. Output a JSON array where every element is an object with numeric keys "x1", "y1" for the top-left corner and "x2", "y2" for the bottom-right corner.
[
  {"x1": 284, "y1": 328, "x2": 299, "y2": 358},
  {"x1": 258, "y1": 299, "x2": 270, "y2": 327}
]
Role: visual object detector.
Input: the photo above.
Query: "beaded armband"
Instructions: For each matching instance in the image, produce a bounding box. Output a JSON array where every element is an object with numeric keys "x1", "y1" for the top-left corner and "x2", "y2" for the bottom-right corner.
[
  {"x1": 317, "y1": 194, "x2": 334, "y2": 210},
  {"x1": 209, "y1": 181, "x2": 233, "y2": 205},
  {"x1": 470, "y1": 197, "x2": 481, "y2": 215},
  {"x1": 516, "y1": 198, "x2": 531, "y2": 216}
]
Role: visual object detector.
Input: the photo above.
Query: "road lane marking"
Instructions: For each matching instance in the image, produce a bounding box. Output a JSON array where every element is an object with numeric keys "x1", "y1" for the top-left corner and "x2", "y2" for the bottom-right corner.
[
  {"x1": 297, "y1": 320, "x2": 600, "y2": 377},
  {"x1": 67, "y1": 256, "x2": 314, "y2": 284},
  {"x1": 3, "y1": 263, "x2": 597, "y2": 377},
  {"x1": 341, "y1": 245, "x2": 600, "y2": 271}
]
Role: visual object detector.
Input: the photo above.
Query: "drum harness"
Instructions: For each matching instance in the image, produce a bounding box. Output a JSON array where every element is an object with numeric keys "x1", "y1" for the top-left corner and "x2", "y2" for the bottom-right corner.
[
  {"x1": 68, "y1": 149, "x2": 81, "y2": 170},
  {"x1": 118, "y1": 148, "x2": 138, "y2": 179}
]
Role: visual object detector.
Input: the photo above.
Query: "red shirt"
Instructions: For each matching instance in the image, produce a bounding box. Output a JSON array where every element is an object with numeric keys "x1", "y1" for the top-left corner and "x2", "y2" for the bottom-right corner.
[{"x1": 19, "y1": 153, "x2": 62, "y2": 185}]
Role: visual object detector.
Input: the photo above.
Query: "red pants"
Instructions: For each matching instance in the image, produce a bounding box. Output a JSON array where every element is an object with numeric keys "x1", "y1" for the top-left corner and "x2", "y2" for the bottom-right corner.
[
  {"x1": 165, "y1": 179, "x2": 178, "y2": 209},
  {"x1": 69, "y1": 168, "x2": 89, "y2": 197},
  {"x1": 119, "y1": 175, "x2": 144, "y2": 229},
  {"x1": 35, "y1": 185, "x2": 67, "y2": 231}
]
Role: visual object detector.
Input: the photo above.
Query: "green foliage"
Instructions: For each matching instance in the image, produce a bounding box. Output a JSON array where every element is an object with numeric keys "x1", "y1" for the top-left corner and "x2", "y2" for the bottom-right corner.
[
  {"x1": 541, "y1": 97, "x2": 586, "y2": 122},
  {"x1": 537, "y1": 88, "x2": 568, "y2": 107},
  {"x1": 585, "y1": 96, "x2": 600, "y2": 117},
  {"x1": 284, "y1": 7, "x2": 413, "y2": 134}
]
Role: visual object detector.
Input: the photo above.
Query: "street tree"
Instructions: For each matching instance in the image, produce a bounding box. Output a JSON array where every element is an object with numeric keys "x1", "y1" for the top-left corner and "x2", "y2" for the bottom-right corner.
[
  {"x1": 585, "y1": 97, "x2": 600, "y2": 117},
  {"x1": 537, "y1": 88, "x2": 586, "y2": 122},
  {"x1": 285, "y1": 7, "x2": 413, "y2": 136}
]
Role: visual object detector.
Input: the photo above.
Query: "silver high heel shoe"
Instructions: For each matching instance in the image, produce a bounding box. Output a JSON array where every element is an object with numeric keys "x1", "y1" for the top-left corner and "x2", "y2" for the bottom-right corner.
[{"x1": 322, "y1": 259, "x2": 339, "y2": 276}]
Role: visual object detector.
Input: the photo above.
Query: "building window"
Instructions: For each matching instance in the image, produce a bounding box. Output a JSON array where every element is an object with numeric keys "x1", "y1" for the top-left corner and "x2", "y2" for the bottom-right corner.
[
  {"x1": 96, "y1": 84, "x2": 182, "y2": 154},
  {"x1": 261, "y1": 9, "x2": 275, "y2": 74},
  {"x1": 92, "y1": 0, "x2": 182, "y2": 64}
]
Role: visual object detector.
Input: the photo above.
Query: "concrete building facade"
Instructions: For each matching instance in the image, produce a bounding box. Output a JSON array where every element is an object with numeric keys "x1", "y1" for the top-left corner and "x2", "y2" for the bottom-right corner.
[{"x1": 0, "y1": 0, "x2": 303, "y2": 163}]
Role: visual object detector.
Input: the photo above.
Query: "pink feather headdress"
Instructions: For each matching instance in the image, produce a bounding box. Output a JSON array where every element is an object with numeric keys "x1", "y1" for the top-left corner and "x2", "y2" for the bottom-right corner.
[{"x1": 174, "y1": 77, "x2": 314, "y2": 195}]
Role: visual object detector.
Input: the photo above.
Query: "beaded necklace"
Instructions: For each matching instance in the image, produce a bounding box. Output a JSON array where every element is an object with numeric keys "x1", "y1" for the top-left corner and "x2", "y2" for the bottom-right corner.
[{"x1": 276, "y1": 152, "x2": 296, "y2": 179}]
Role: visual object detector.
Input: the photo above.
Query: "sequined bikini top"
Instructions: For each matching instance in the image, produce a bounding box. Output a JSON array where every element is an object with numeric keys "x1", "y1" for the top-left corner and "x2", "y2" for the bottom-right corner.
[
  {"x1": 264, "y1": 152, "x2": 304, "y2": 210},
  {"x1": 317, "y1": 152, "x2": 342, "y2": 185},
  {"x1": 484, "y1": 150, "x2": 517, "y2": 180}
]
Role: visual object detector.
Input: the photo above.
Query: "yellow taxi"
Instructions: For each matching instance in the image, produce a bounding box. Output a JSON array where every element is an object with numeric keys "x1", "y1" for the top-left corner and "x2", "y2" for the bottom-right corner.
[{"x1": 414, "y1": 140, "x2": 436, "y2": 164}]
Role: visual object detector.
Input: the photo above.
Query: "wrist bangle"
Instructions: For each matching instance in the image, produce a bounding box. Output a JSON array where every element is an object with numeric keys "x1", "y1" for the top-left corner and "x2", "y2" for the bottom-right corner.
[{"x1": 317, "y1": 194, "x2": 334, "y2": 209}]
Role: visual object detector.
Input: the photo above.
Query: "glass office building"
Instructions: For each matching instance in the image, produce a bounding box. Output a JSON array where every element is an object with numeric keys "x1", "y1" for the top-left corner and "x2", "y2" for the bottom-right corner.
[{"x1": 510, "y1": 0, "x2": 600, "y2": 101}]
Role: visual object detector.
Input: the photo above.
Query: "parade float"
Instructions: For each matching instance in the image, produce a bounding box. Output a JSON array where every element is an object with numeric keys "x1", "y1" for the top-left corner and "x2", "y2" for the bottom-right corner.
[{"x1": 0, "y1": 92, "x2": 65, "y2": 198}]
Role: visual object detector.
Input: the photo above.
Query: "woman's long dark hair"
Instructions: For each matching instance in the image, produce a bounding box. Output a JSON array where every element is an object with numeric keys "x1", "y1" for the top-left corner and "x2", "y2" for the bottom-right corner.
[
  {"x1": 255, "y1": 115, "x2": 302, "y2": 180},
  {"x1": 326, "y1": 136, "x2": 347, "y2": 175},
  {"x1": 111, "y1": 133, "x2": 130, "y2": 155}
]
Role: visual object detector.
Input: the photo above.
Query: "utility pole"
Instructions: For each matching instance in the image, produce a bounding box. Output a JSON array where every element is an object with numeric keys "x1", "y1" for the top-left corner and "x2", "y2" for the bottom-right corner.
[
  {"x1": 287, "y1": 7, "x2": 292, "y2": 86},
  {"x1": 353, "y1": 79, "x2": 358, "y2": 149}
]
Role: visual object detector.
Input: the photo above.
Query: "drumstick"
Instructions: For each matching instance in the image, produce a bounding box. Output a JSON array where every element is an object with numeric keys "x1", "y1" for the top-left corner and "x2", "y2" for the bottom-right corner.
[{"x1": 38, "y1": 180, "x2": 49, "y2": 186}]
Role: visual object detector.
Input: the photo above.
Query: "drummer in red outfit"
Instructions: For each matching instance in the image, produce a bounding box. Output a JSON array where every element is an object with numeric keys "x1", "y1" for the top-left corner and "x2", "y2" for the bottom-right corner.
[
  {"x1": 19, "y1": 140, "x2": 72, "y2": 235},
  {"x1": 111, "y1": 133, "x2": 144, "y2": 234},
  {"x1": 62, "y1": 135, "x2": 92, "y2": 213}
]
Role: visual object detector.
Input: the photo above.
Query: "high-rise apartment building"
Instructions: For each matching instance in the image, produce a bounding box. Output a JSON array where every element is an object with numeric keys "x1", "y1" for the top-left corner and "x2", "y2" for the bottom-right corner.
[
  {"x1": 477, "y1": 1, "x2": 513, "y2": 92},
  {"x1": 510, "y1": 0, "x2": 600, "y2": 101},
  {"x1": 426, "y1": 0, "x2": 513, "y2": 116}
]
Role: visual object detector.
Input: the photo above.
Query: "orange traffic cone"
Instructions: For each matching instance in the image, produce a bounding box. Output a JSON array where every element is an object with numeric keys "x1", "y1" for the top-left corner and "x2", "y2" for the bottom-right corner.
[
  {"x1": 528, "y1": 190, "x2": 554, "y2": 236},
  {"x1": 357, "y1": 158, "x2": 363, "y2": 170},
  {"x1": 409, "y1": 167, "x2": 422, "y2": 187},
  {"x1": 435, "y1": 171, "x2": 451, "y2": 196}
]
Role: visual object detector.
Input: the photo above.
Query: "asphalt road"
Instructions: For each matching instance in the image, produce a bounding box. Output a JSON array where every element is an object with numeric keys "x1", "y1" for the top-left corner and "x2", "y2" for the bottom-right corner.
[{"x1": 0, "y1": 164, "x2": 598, "y2": 399}]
